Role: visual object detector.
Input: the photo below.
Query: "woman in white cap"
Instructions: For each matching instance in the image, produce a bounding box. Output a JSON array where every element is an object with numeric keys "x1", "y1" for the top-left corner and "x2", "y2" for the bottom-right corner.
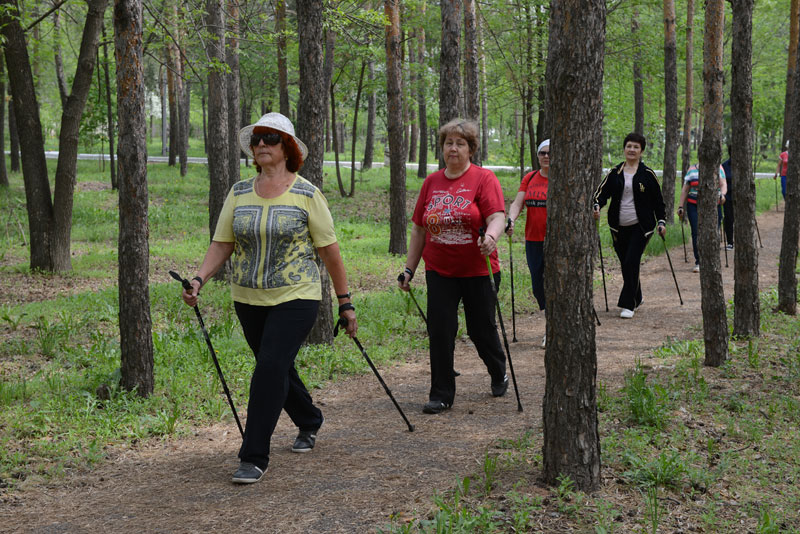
[
  {"x1": 181, "y1": 112, "x2": 357, "y2": 484},
  {"x1": 505, "y1": 139, "x2": 550, "y2": 348}
]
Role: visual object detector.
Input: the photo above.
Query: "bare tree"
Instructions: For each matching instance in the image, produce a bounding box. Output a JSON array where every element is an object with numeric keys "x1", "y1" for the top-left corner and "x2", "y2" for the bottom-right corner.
[
  {"x1": 115, "y1": 0, "x2": 154, "y2": 396},
  {"x1": 386, "y1": 0, "x2": 407, "y2": 255},
  {"x1": 662, "y1": 0, "x2": 678, "y2": 223},
  {"x1": 680, "y1": 0, "x2": 694, "y2": 177},
  {"x1": 542, "y1": 0, "x2": 604, "y2": 491},
  {"x1": 731, "y1": 0, "x2": 760, "y2": 336},
  {"x1": 1, "y1": 0, "x2": 109, "y2": 272},
  {"x1": 698, "y1": 0, "x2": 728, "y2": 367},
  {"x1": 782, "y1": 0, "x2": 799, "y2": 146},
  {"x1": 297, "y1": 0, "x2": 333, "y2": 344}
]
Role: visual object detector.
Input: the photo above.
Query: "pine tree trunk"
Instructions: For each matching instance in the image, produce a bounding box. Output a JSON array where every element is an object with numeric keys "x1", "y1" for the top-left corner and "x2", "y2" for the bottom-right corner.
[
  {"x1": 782, "y1": 0, "x2": 800, "y2": 146},
  {"x1": 542, "y1": 0, "x2": 604, "y2": 492},
  {"x1": 226, "y1": 0, "x2": 241, "y2": 188},
  {"x1": 386, "y1": 0, "x2": 407, "y2": 255},
  {"x1": 662, "y1": 0, "x2": 678, "y2": 223},
  {"x1": 698, "y1": 0, "x2": 728, "y2": 367},
  {"x1": 350, "y1": 60, "x2": 365, "y2": 196},
  {"x1": 731, "y1": 0, "x2": 760, "y2": 336},
  {"x1": 115, "y1": 0, "x2": 154, "y2": 397},
  {"x1": 297, "y1": 0, "x2": 333, "y2": 345},
  {"x1": 166, "y1": 45, "x2": 179, "y2": 167},
  {"x1": 778, "y1": 3, "x2": 800, "y2": 315},
  {"x1": 160, "y1": 67, "x2": 168, "y2": 156},
  {"x1": 206, "y1": 0, "x2": 230, "y2": 246},
  {"x1": 408, "y1": 34, "x2": 418, "y2": 164},
  {"x1": 0, "y1": 60, "x2": 7, "y2": 187},
  {"x1": 463, "y1": 0, "x2": 480, "y2": 164},
  {"x1": 416, "y1": 6, "x2": 428, "y2": 177},
  {"x1": 632, "y1": 9, "x2": 644, "y2": 135},
  {"x1": 439, "y1": 0, "x2": 462, "y2": 167},
  {"x1": 276, "y1": 0, "x2": 290, "y2": 116},
  {"x1": 478, "y1": 14, "x2": 489, "y2": 162},
  {"x1": 8, "y1": 98, "x2": 20, "y2": 173},
  {"x1": 681, "y1": 0, "x2": 694, "y2": 177},
  {"x1": 363, "y1": 61, "x2": 376, "y2": 170},
  {"x1": 101, "y1": 24, "x2": 117, "y2": 189},
  {"x1": 323, "y1": 30, "x2": 335, "y2": 153}
]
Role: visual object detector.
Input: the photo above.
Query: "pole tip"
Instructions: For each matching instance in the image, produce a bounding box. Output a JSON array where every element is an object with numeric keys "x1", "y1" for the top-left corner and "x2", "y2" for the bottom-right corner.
[{"x1": 408, "y1": 424, "x2": 415, "y2": 432}]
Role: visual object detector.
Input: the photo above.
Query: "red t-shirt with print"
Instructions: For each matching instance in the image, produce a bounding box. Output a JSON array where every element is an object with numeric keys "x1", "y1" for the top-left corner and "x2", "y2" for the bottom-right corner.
[
  {"x1": 518, "y1": 170, "x2": 548, "y2": 242},
  {"x1": 412, "y1": 165, "x2": 505, "y2": 277}
]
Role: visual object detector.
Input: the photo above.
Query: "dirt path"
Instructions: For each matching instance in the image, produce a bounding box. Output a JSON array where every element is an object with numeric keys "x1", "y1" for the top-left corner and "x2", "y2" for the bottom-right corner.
[{"x1": 0, "y1": 207, "x2": 789, "y2": 533}]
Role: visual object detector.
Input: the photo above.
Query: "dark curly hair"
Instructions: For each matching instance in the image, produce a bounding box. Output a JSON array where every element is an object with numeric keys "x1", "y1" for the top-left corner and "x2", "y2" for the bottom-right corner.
[{"x1": 623, "y1": 132, "x2": 647, "y2": 152}]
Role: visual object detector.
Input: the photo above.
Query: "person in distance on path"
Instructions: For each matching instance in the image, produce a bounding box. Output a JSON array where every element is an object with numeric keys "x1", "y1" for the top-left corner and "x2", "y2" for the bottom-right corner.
[
  {"x1": 593, "y1": 132, "x2": 666, "y2": 319},
  {"x1": 506, "y1": 138, "x2": 550, "y2": 348},
  {"x1": 181, "y1": 112, "x2": 357, "y2": 485},
  {"x1": 774, "y1": 140, "x2": 789, "y2": 200},
  {"x1": 721, "y1": 147, "x2": 734, "y2": 249},
  {"x1": 677, "y1": 161, "x2": 727, "y2": 272},
  {"x1": 398, "y1": 119, "x2": 508, "y2": 415}
]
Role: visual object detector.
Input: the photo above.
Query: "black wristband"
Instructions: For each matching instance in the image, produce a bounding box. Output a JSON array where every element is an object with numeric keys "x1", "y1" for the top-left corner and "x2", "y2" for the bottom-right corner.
[
  {"x1": 192, "y1": 275, "x2": 203, "y2": 286},
  {"x1": 338, "y1": 302, "x2": 355, "y2": 314},
  {"x1": 404, "y1": 267, "x2": 414, "y2": 281},
  {"x1": 336, "y1": 292, "x2": 351, "y2": 299}
]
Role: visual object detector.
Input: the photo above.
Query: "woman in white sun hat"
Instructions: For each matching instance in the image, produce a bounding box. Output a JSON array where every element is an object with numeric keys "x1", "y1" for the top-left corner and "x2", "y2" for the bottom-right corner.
[{"x1": 181, "y1": 112, "x2": 357, "y2": 484}]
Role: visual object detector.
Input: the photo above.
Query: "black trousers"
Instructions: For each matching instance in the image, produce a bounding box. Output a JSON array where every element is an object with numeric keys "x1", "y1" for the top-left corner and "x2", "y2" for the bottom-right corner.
[
  {"x1": 425, "y1": 270, "x2": 507, "y2": 405},
  {"x1": 234, "y1": 299, "x2": 322, "y2": 471},
  {"x1": 611, "y1": 225, "x2": 649, "y2": 311}
]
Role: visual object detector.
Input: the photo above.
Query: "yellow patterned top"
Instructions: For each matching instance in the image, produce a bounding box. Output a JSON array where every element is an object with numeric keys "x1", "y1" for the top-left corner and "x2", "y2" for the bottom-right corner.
[{"x1": 213, "y1": 175, "x2": 337, "y2": 306}]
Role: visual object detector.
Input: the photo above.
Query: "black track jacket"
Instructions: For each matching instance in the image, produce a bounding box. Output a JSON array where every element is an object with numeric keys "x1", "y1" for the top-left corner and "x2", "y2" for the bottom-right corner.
[{"x1": 593, "y1": 161, "x2": 666, "y2": 237}]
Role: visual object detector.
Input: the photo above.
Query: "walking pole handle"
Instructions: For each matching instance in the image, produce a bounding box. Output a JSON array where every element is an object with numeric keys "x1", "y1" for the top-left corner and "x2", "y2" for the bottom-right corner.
[{"x1": 169, "y1": 270, "x2": 193, "y2": 291}]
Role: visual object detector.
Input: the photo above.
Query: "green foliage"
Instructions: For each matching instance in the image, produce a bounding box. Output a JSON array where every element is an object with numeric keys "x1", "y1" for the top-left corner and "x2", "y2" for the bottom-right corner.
[{"x1": 622, "y1": 361, "x2": 671, "y2": 428}]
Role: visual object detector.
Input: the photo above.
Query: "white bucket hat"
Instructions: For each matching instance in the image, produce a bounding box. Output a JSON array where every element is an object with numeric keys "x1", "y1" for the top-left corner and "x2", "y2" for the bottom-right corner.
[{"x1": 238, "y1": 112, "x2": 308, "y2": 161}]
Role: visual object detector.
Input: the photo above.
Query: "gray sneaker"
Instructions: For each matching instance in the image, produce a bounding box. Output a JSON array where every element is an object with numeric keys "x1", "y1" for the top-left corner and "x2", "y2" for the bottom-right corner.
[
  {"x1": 232, "y1": 462, "x2": 266, "y2": 484},
  {"x1": 292, "y1": 430, "x2": 318, "y2": 453}
]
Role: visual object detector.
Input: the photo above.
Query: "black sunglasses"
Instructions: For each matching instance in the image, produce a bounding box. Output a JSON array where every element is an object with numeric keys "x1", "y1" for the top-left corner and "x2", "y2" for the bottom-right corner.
[
  {"x1": 250, "y1": 132, "x2": 282, "y2": 146},
  {"x1": 538, "y1": 150, "x2": 550, "y2": 156}
]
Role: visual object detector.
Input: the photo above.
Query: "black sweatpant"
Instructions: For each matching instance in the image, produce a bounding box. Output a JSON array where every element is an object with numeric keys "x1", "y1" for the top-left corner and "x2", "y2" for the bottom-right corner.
[
  {"x1": 611, "y1": 224, "x2": 649, "y2": 311},
  {"x1": 234, "y1": 299, "x2": 322, "y2": 471},
  {"x1": 425, "y1": 270, "x2": 507, "y2": 406}
]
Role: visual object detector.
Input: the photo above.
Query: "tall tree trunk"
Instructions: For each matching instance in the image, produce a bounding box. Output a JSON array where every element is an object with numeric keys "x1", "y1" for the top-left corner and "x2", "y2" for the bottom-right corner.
[
  {"x1": 276, "y1": 0, "x2": 290, "y2": 116},
  {"x1": 53, "y1": 8, "x2": 69, "y2": 107},
  {"x1": 386, "y1": 0, "x2": 407, "y2": 255},
  {"x1": 180, "y1": 79, "x2": 190, "y2": 176},
  {"x1": 662, "y1": 0, "x2": 678, "y2": 223},
  {"x1": 518, "y1": 105, "x2": 527, "y2": 181},
  {"x1": 115, "y1": 0, "x2": 154, "y2": 397},
  {"x1": 681, "y1": 0, "x2": 694, "y2": 177},
  {"x1": 417, "y1": 4, "x2": 428, "y2": 177},
  {"x1": 408, "y1": 32, "x2": 418, "y2": 163},
  {"x1": 778, "y1": 5, "x2": 800, "y2": 315},
  {"x1": 206, "y1": 0, "x2": 230, "y2": 246},
  {"x1": 0, "y1": 60, "x2": 7, "y2": 187},
  {"x1": 478, "y1": 11, "x2": 489, "y2": 162},
  {"x1": 160, "y1": 67, "x2": 168, "y2": 156},
  {"x1": 363, "y1": 60, "x2": 376, "y2": 170},
  {"x1": 463, "y1": 0, "x2": 479, "y2": 164},
  {"x1": 439, "y1": 0, "x2": 462, "y2": 167},
  {"x1": 331, "y1": 82, "x2": 345, "y2": 197},
  {"x1": 323, "y1": 30, "x2": 335, "y2": 153},
  {"x1": 698, "y1": 0, "x2": 728, "y2": 367},
  {"x1": 542, "y1": 0, "x2": 604, "y2": 492},
  {"x1": 297, "y1": 0, "x2": 333, "y2": 345},
  {"x1": 102, "y1": 23, "x2": 117, "y2": 189},
  {"x1": 227, "y1": 0, "x2": 241, "y2": 188},
  {"x1": 350, "y1": 60, "x2": 365, "y2": 197},
  {"x1": 731, "y1": 0, "x2": 759, "y2": 336},
  {"x1": 201, "y1": 83, "x2": 207, "y2": 153},
  {"x1": 166, "y1": 44, "x2": 179, "y2": 166},
  {"x1": 8, "y1": 98, "x2": 20, "y2": 173},
  {"x1": 2, "y1": 0, "x2": 108, "y2": 272},
  {"x1": 782, "y1": 0, "x2": 800, "y2": 147},
  {"x1": 632, "y1": 8, "x2": 644, "y2": 135}
]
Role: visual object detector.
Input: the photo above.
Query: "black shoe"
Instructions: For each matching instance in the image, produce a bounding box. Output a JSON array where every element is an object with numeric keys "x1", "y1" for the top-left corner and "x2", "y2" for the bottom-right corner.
[
  {"x1": 422, "y1": 400, "x2": 451, "y2": 414},
  {"x1": 292, "y1": 429, "x2": 318, "y2": 453},
  {"x1": 232, "y1": 462, "x2": 266, "y2": 484},
  {"x1": 491, "y1": 375, "x2": 509, "y2": 397}
]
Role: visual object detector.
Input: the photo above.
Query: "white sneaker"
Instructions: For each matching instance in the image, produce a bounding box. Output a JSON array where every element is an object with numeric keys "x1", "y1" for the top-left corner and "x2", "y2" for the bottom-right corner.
[
  {"x1": 620, "y1": 308, "x2": 635, "y2": 319},
  {"x1": 693, "y1": 264, "x2": 700, "y2": 273},
  {"x1": 541, "y1": 334, "x2": 546, "y2": 349}
]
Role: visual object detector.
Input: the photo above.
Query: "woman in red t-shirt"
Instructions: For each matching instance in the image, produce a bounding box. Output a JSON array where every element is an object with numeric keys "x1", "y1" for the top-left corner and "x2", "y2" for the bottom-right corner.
[
  {"x1": 506, "y1": 139, "x2": 549, "y2": 348},
  {"x1": 774, "y1": 140, "x2": 789, "y2": 199},
  {"x1": 397, "y1": 119, "x2": 508, "y2": 415}
]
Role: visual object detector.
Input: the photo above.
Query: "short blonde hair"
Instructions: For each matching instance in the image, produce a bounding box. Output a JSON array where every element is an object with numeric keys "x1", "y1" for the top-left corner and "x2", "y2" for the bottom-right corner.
[{"x1": 438, "y1": 119, "x2": 479, "y2": 156}]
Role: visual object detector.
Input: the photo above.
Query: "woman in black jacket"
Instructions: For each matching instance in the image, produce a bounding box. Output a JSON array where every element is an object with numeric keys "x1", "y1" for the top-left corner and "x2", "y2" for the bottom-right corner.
[{"x1": 592, "y1": 133, "x2": 666, "y2": 319}]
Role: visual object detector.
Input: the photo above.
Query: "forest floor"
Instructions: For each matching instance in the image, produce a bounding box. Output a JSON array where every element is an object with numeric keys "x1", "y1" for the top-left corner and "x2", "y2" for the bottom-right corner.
[{"x1": 0, "y1": 205, "x2": 791, "y2": 533}]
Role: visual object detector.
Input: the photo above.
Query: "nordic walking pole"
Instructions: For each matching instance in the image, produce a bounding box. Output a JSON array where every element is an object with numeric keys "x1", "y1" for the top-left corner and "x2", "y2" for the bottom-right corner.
[
  {"x1": 721, "y1": 209, "x2": 729, "y2": 268},
  {"x1": 679, "y1": 210, "x2": 688, "y2": 262},
  {"x1": 596, "y1": 222, "x2": 609, "y2": 312},
  {"x1": 397, "y1": 274, "x2": 427, "y2": 326},
  {"x1": 506, "y1": 218, "x2": 517, "y2": 342},
  {"x1": 479, "y1": 228, "x2": 523, "y2": 412},
  {"x1": 169, "y1": 270, "x2": 244, "y2": 438},
  {"x1": 755, "y1": 217, "x2": 763, "y2": 248},
  {"x1": 658, "y1": 235, "x2": 683, "y2": 305},
  {"x1": 775, "y1": 175, "x2": 779, "y2": 211},
  {"x1": 334, "y1": 317, "x2": 415, "y2": 432},
  {"x1": 592, "y1": 307, "x2": 601, "y2": 327}
]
